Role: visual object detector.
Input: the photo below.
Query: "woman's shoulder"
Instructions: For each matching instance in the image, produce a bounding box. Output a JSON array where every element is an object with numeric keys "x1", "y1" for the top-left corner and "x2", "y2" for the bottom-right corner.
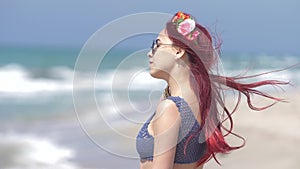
[
  {"x1": 156, "y1": 98, "x2": 180, "y2": 117},
  {"x1": 152, "y1": 98, "x2": 181, "y2": 136}
]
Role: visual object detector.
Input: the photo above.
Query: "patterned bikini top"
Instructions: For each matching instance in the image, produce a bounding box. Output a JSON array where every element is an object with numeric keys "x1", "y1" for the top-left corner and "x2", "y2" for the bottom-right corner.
[{"x1": 136, "y1": 96, "x2": 207, "y2": 164}]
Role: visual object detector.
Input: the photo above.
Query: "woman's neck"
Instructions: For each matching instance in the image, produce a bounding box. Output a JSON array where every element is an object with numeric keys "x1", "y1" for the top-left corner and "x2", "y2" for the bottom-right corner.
[{"x1": 166, "y1": 67, "x2": 192, "y2": 97}]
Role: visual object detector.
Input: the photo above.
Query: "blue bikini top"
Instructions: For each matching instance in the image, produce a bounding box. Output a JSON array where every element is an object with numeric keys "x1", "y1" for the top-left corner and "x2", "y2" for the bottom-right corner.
[{"x1": 136, "y1": 96, "x2": 207, "y2": 164}]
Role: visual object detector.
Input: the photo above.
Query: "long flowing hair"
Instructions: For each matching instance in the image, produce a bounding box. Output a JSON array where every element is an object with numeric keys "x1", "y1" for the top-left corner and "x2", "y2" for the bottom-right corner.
[{"x1": 165, "y1": 16, "x2": 288, "y2": 167}]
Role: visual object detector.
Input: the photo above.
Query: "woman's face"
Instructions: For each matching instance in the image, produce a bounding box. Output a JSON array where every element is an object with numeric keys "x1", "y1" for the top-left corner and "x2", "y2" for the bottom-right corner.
[{"x1": 147, "y1": 29, "x2": 177, "y2": 79}]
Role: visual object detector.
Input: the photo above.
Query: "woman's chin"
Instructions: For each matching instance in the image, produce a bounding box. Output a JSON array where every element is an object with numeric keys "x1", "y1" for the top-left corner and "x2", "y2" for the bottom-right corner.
[
  {"x1": 149, "y1": 69, "x2": 160, "y2": 79},
  {"x1": 149, "y1": 69, "x2": 165, "y2": 80},
  {"x1": 149, "y1": 70, "x2": 157, "y2": 78}
]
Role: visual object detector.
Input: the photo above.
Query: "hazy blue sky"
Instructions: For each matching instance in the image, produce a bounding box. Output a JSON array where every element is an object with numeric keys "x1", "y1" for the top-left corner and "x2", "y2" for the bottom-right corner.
[{"x1": 1, "y1": 0, "x2": 299, "y2": 54}]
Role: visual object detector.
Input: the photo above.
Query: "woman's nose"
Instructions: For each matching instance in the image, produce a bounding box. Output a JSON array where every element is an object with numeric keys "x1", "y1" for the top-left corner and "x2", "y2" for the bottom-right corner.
[{"x1": 147, "y1": 50, "x2": 153, "y2": 58}]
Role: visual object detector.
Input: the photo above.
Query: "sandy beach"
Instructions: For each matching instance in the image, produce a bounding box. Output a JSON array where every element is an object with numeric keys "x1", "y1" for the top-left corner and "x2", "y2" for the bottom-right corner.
[{"x1": 204, "y1": 87, "x2": 300, "y2": 169}]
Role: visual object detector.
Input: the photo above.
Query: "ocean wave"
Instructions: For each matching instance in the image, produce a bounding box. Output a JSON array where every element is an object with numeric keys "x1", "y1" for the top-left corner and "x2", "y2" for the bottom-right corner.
[
  {"x1": 0, "y1": 64, "x2": 72, "y2": 95},
  {"x1": 0, "y1": 61, "x2": 298, "y2": 97},
  {"x1": 0, "y1": 64, "x2": 165, "y2": 97},
  {"x1": 0, "y1": 132, "x2": 85, "y2": 169}
]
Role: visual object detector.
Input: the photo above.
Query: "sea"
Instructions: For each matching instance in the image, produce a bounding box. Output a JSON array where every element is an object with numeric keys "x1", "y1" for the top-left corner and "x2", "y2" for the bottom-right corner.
[{"x1": 0, "y1": 45, "x2": 299, "y2": 169}]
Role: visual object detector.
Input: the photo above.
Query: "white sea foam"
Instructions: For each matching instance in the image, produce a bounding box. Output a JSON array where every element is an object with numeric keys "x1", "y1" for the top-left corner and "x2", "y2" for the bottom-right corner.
[
  {"x1": 0, "y1": 64, "x2": 165, "y2": 97},
  {"x1": 0, "y1": 64, "x2": 72, "y2": 95},
  {"x1": 0, "y1": 132, "x2": 86, "y2": 169},
  {"x1": 0, "y1": 57, "x2": 298, "y2": 98}
]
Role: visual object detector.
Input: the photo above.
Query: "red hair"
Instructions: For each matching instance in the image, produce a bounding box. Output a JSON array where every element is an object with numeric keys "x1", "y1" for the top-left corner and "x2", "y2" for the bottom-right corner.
[{"x1": 166, "y1": 13, "x2": 288, "y2": 167}]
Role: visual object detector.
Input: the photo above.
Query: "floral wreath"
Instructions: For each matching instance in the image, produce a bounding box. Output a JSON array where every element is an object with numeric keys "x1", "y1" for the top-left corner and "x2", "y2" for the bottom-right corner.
[{"x1": 172, "y1": 12, "x2": 200, "y2": 41}]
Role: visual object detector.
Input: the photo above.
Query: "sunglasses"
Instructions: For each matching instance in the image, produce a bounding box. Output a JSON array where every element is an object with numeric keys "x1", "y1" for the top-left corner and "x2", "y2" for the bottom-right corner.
[{"x1": 151, "y1": 39, "x2": 173, "y2": 55}]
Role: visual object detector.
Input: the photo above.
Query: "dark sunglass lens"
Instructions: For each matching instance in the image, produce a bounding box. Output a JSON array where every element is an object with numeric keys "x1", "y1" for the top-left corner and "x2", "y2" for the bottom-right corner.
[{"x1": 151, "y1": 40, "x2": 155, "y2": 49}]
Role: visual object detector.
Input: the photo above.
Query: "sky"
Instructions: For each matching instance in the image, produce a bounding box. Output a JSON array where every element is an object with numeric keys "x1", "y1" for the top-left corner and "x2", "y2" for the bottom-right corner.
[{"x1": 1, "y1": 0, "x2": 300, "y2": 54}]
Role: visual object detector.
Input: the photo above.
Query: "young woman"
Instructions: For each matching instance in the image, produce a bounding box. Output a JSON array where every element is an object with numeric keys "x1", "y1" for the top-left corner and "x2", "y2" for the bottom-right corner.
[{"x1": 136, "y1": 11, "x2": 287, "y2": 169}]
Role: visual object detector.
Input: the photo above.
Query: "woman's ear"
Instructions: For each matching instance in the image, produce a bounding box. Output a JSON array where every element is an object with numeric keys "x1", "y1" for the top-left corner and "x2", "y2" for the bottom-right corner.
[{"x1": 175, "y1": 48, "x2": 186, "y2": 59}]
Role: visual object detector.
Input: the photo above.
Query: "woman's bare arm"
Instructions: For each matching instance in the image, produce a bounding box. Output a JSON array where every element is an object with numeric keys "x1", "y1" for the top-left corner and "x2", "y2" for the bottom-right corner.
[{"x1": 151, "y1": 99, "x2": 181, "y2": 169}]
